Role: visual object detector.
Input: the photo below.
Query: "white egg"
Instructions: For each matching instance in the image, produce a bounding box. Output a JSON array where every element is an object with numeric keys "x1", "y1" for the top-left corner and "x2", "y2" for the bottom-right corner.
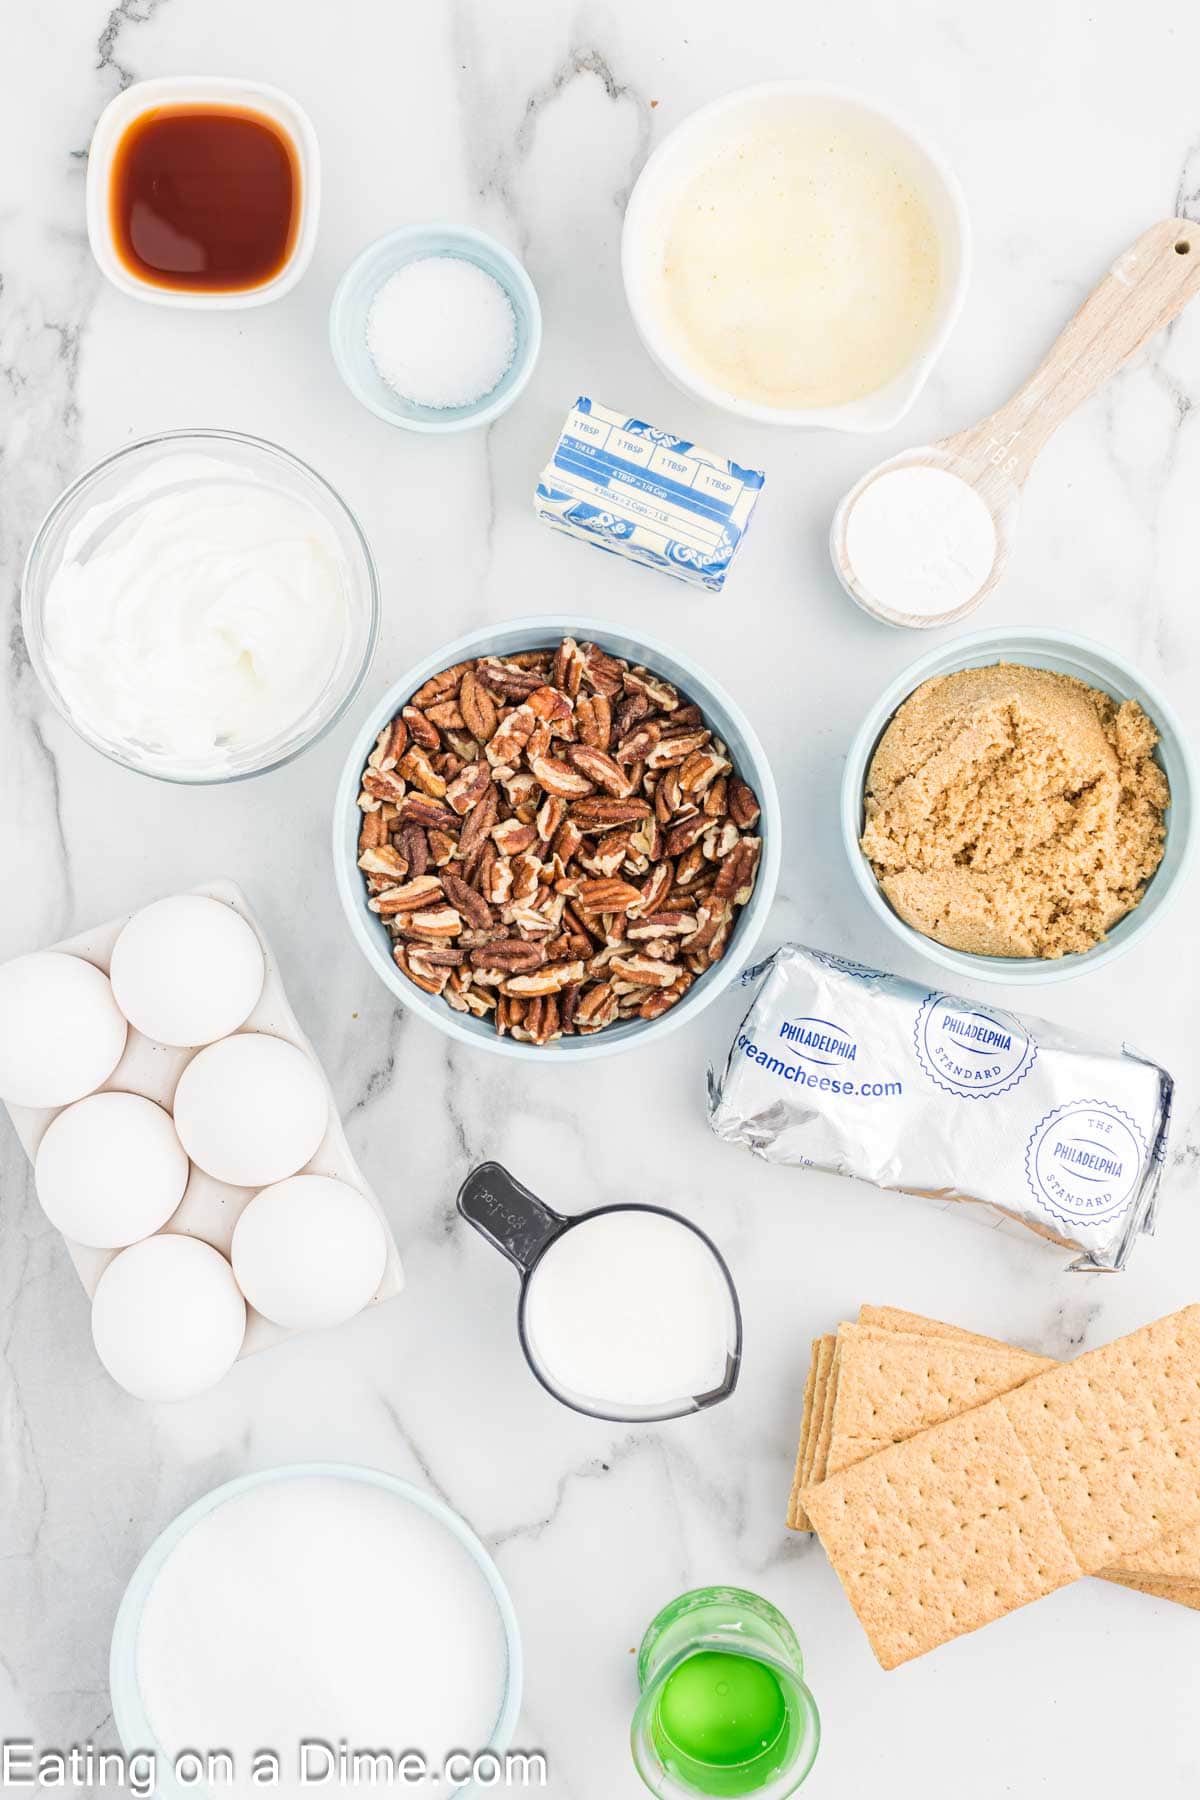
[
  {"x1": 0, "y1": 951, "x2": 128, "y2": 1109},
  {"x1": 231, "y1": 1175, "x2": 388, "y2": 1329},
  {"x1": 110, "y1": 895, "x2": 265, "y2": 1048},
  {"x1": 172, "y1": 1033, "x2": 329, "y2": 1187},
  {"x1": 35, "y1": 1091, "x2": 189, "y2": 1249},
  {"x1": 91, "y1": 1234, "x2": 246, "y2": 1401}
]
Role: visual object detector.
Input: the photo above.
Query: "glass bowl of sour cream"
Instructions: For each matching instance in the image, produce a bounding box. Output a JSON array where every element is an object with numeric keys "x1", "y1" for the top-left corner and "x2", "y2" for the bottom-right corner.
[{"x1": 21, "y1": 429, "x2": 379, "y2": 783}]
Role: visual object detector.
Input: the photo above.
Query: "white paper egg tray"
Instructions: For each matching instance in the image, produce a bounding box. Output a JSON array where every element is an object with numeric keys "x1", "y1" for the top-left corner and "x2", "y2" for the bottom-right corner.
[{"x1": 2, "y1": 878, "x2": 403, "y2": 1362}]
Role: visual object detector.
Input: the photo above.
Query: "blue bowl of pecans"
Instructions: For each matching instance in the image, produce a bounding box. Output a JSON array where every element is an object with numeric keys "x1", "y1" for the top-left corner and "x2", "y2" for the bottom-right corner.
[{"x1": 334, "y1": 617, "x2": 781, "y2": 1059}]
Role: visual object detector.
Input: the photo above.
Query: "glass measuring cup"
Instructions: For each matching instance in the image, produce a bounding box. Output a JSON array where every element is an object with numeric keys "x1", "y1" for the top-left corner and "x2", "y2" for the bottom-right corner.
[
  {"x1": 631, "y1": 1587, "x2": 820, "y2": 1799},
  {"x1": 457, "y1": 1162, "x2": 741, "y2": 1423}
]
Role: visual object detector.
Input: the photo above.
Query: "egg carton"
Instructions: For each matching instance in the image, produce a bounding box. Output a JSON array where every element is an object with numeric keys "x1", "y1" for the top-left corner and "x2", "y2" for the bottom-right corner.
[{"x1": 2, "y1": 878, "x2": 403, "y2": 1361}]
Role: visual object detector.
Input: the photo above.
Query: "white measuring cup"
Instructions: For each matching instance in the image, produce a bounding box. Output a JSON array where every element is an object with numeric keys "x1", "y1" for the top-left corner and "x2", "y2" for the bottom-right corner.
[{"x1": 458, "y1": 1162, "x2": 742, "y2": 1423}]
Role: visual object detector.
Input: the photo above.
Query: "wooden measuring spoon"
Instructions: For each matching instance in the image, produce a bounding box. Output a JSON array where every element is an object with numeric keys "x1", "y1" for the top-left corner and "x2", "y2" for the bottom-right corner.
[{"x1": 831, "y1": 218, "x2": 1200, "y2": 628}]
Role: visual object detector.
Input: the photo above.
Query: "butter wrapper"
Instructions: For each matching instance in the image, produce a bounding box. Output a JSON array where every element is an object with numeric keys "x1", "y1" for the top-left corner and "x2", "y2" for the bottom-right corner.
[
  {"x1": 535, "y1": 397, "x2": 765, "y2": 591},
  {"x1": 707, "y1": 944, "x2": 1173, "y2": 1272}
]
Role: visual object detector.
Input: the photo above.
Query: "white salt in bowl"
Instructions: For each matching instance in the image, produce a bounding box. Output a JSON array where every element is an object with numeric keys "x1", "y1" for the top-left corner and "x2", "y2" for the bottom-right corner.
[
  {"x1": 110, "y1": 1463, "x2": 523, "y2": 1800},
  {"x1": 329, "y1": 223, "x2": 542, "y2": 432}
]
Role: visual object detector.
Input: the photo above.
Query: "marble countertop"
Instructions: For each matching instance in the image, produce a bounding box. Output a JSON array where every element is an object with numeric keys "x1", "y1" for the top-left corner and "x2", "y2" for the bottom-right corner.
[{"x1": 3, "y1": 2, "x2": 1200, "y2": 1796}]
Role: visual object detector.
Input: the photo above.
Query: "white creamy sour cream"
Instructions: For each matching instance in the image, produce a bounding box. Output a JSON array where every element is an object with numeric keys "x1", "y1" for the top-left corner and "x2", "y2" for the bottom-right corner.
[
  {"x1": 523, "y1": 1209, "x2": 735, "y2": 1413},
  {"x1": 41, "y1": 455, "x2": 351, "y2": 772}
]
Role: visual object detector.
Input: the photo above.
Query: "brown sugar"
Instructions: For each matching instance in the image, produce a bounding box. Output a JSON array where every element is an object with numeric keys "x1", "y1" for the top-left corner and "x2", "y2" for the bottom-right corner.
[{"x1": 860, "y1": 662, "x2": 1169, "y2": 958}]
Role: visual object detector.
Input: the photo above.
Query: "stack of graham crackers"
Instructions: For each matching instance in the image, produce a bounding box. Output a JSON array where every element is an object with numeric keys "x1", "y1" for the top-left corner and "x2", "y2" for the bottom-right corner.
[{"x1": 789, "y1": 1304, "x2": 1200, "y2": 1668}]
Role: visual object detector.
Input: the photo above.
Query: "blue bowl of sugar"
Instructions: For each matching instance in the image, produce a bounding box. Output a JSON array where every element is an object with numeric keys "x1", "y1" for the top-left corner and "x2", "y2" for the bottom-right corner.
[{"x1": 330, "y1": 222, "x2": 542, "y2": 432}]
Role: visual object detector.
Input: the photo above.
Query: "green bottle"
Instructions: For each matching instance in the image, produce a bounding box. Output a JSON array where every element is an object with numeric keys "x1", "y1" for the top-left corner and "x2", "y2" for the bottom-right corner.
[{"x1": 631, "y1": 1587, "x2": 820, "y2": 1799}]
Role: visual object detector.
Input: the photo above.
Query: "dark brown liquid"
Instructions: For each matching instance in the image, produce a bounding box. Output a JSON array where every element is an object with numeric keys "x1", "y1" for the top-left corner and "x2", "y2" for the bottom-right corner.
[{"x1": 109, "y1": 105, "x2": 300, "y2": 293}]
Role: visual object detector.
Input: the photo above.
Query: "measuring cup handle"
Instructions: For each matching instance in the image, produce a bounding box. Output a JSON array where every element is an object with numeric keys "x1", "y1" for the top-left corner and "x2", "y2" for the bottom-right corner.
[{"x1": 457, "y1": 1162, "x2": 567, "y2": 1275}]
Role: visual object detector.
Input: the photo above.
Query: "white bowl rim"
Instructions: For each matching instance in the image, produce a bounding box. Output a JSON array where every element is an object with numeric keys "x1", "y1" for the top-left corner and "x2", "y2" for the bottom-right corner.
[
  {"x1": 20, "y1": 427, "x2": 380, "y2": 785},
  {"x1": 329, "y1": 222, "x2": 543, "y2": 433},
  {"x1": 108, "y1": 1461, "x2": 523, "y2": 1800},
  {"x1": 841, "y1": 625, "x2": 1196, "y2": 984},
  {"x1": 621, "y1": 79, "x2": 971, "y2": 433},
  {"x1": 85, "y1": 75, "x2": 321, "y2": 310},
  {"x1": 333, "y1": 614, "x2": 782, "y2": 1058}
]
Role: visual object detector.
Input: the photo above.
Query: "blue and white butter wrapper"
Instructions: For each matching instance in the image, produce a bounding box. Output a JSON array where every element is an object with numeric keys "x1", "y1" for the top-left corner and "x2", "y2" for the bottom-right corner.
[
  {"x1": 535, "y1": 397, "x2": 765, "y2": 591},
  {"x1": 707, "y1": 944, "x2": 1174, "y2": 1273}
]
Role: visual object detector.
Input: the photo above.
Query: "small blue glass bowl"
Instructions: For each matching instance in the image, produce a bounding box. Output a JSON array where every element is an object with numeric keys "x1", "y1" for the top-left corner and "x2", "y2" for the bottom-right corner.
[
  {"x1": 842, "y1": 627, "x2": 1195, "y2": 985},
  {"x1": 329, "y1": 223, "x2": 541, "y2": 432}
]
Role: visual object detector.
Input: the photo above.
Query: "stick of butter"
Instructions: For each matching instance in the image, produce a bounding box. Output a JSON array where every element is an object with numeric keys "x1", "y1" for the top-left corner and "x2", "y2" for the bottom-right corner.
[{"x1": 535, "y1": 397, "x2": 765, "y2": 591}]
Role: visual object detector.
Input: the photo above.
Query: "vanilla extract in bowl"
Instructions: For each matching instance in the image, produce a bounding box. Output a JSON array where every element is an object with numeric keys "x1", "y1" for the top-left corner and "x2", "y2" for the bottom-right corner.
[{"x1": 108, "y1": 104, "x2": 301, "y2": 294}]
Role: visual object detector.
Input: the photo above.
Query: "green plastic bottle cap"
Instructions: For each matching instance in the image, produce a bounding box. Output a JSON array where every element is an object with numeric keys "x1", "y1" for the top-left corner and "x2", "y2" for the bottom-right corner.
[{"x1": 656, "y1": 1650, "x2": 788, "y2": 1771}]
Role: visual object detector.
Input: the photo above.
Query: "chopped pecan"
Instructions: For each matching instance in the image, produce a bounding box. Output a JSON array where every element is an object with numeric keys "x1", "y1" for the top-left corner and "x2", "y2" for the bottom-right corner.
[
  {"x1": 457, "y1": 784, "x2": 499, "y2": 861},
  {"x1": 553, "y1": 637, "x2": 586, "y2": 697},
  {"x1": 362, "y1": 766, "x2": 407, "y2": 805},
  {"x1": 501, "y1": 960, "x2": 585, "y2": 997},
  {"x1": 399, "y1": 793, "x2": 458, "y2": 832},
  {"x1": 486, "y1": 705, "x2": 536, "y2": 768},
  {"x1": 492, "y1": 817, "x2": 538, "y2": 856},
  {"x1": 728, "y1": 777, "x2": 761, "y2": 830},
  {"x1": 369, "y1": 874, "x2": 444, "y2": 916},
  {"x1": 469, "y1": 939, "x2": 546, "y2": 974},
  {"x1": 664, "y1": 813, "x2": 710, "y2": 857},
  {"x1": 402, "y1": 705, "x2": 442, "y2": 753},
  {"x1": 443, "y1": 871, "x2": 493, "y2": 932},
  {"x1": 609, "y1": 954, "x2": 679, "y2": 989},
  {"x1": 638, "y1": 972, "x2": 694, "y2": 1019},
  {"x1": 406, "y1": 905, "x2": 463, "y2": 939},
  {"x1": 446, "y1": 758, "x2": 492, "y2": 815},
  {"x1": 576, "y1": 878, "x2": 642, "y2": 915},
  {"x1": 570, "y1": 796, "x2": 651, "y2": 833},
  {"x1": 357, "y1": 635, "x2": 764, "y2": 1043},
  {"x1": 459, "y1": 669, "x2": 498, "y2": 744},
  {"x1": 358, "y1": 843, "x2": 408, "y2": 880},
  {"x1": 566, "y1": 744, "x2": 633, "y2": 797},
  {"x1": 574, "y1": 693, "x2": 612, "y2": 750},
  {"x1": 529, "y1": 753, "x2": 593, "y2": 800},
  {"x1": 398, "y1": 744, "x2": 447, "y2": 798}
]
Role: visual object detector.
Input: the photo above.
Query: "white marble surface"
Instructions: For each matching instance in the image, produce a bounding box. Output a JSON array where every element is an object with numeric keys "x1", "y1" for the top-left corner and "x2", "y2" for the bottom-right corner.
[{"x1": 2, "y1": 3, "x2": 1200, "y2": 1796}]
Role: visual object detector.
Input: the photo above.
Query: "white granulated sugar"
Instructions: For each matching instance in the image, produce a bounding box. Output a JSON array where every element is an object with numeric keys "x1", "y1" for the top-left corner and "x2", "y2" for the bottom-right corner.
[
  {"x1": 366, "y1": 256, "x2": 517, "y2": 408},
  {"x1": 135, "y1": 1475, "x2": 509, "y2": 1798},
  {"x1": 844, "y1": 464, "x2": 998, "y2": 619}
]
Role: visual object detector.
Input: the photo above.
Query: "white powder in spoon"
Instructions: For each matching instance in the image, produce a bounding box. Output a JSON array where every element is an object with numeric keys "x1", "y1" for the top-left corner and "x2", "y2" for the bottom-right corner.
[
  {"x1": 135, "y1": 1474, "x2": 510, "y2": 1798},
  {"x1": 842, "y1": 464, "x2": 998, "y2": 620},
  {"x1": 366, "y1": 256, "x2": 516, "y2": 408}
]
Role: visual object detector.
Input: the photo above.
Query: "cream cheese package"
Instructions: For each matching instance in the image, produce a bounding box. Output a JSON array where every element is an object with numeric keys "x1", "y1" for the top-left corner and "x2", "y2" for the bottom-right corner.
[
  {"x1": 535, "y1": 397, "x2": 765, "y2": 590},
  {"x1": 707, "y1": 944, "x2": 1173, "y2": 1271}
]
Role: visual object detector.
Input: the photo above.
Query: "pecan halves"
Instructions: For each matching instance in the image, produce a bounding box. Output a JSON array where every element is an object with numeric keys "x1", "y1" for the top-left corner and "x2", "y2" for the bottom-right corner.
[{"x1": 357, "y1": 635, "x2": 765, "y2": 1043}]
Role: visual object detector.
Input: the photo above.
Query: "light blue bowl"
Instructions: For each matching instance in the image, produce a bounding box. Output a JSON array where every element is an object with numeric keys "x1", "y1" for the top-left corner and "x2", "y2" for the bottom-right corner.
[
  {"x1": 334, "y1": 616, "x2": 782, "y2": 1059},
  {"x1": 109, "y1": 1463, "x2": 523, "y2": 1800},
  {"x1": 842, "y1": 627, "x2": 1195, "y2": 984},
  {"x1": 329, "y1": 224, "x2": 541, "y2": 432}
]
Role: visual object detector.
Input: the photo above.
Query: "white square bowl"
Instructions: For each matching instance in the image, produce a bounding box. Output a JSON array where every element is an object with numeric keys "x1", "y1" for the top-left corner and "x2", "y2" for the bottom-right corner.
[{"x1": 86, "y1": 75, "x2": 321, "y2": 309}]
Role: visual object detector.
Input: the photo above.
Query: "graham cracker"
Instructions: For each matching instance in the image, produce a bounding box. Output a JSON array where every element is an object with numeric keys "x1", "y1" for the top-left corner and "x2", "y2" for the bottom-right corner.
[
  {"x1": 809, "y1": 1339, "x2": 841, "y2": 1490},
  {"x1": 803, "y1": 1306, "x2": 1200, "y2": 1667},
  {"x1": 785, "y1": 1340, "x2": 821, "y2": 1533},
  {"x1": 857, "y1": 1304, "x2": 1011, "y2": 1351},
  {"x1": 786, "y1": 1335, "x2": 834, "y2": 1531},
  {"x1": 826, "y1": 1322, "x2": 1051, "y2": 1474},
  {"x1": 852, "y1": 1305, "x2": 1200, "y2": 1596},
  {"x1": 1001, "y1": 1307, "x2": 1200, "y2": 1571},
  {"x1": 805, "y1": 1398, "x2": 1082, "y2": 1669},
  {"x1": 1109, "y1": 1575, "x2": 1200, "y2": 1610}
]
